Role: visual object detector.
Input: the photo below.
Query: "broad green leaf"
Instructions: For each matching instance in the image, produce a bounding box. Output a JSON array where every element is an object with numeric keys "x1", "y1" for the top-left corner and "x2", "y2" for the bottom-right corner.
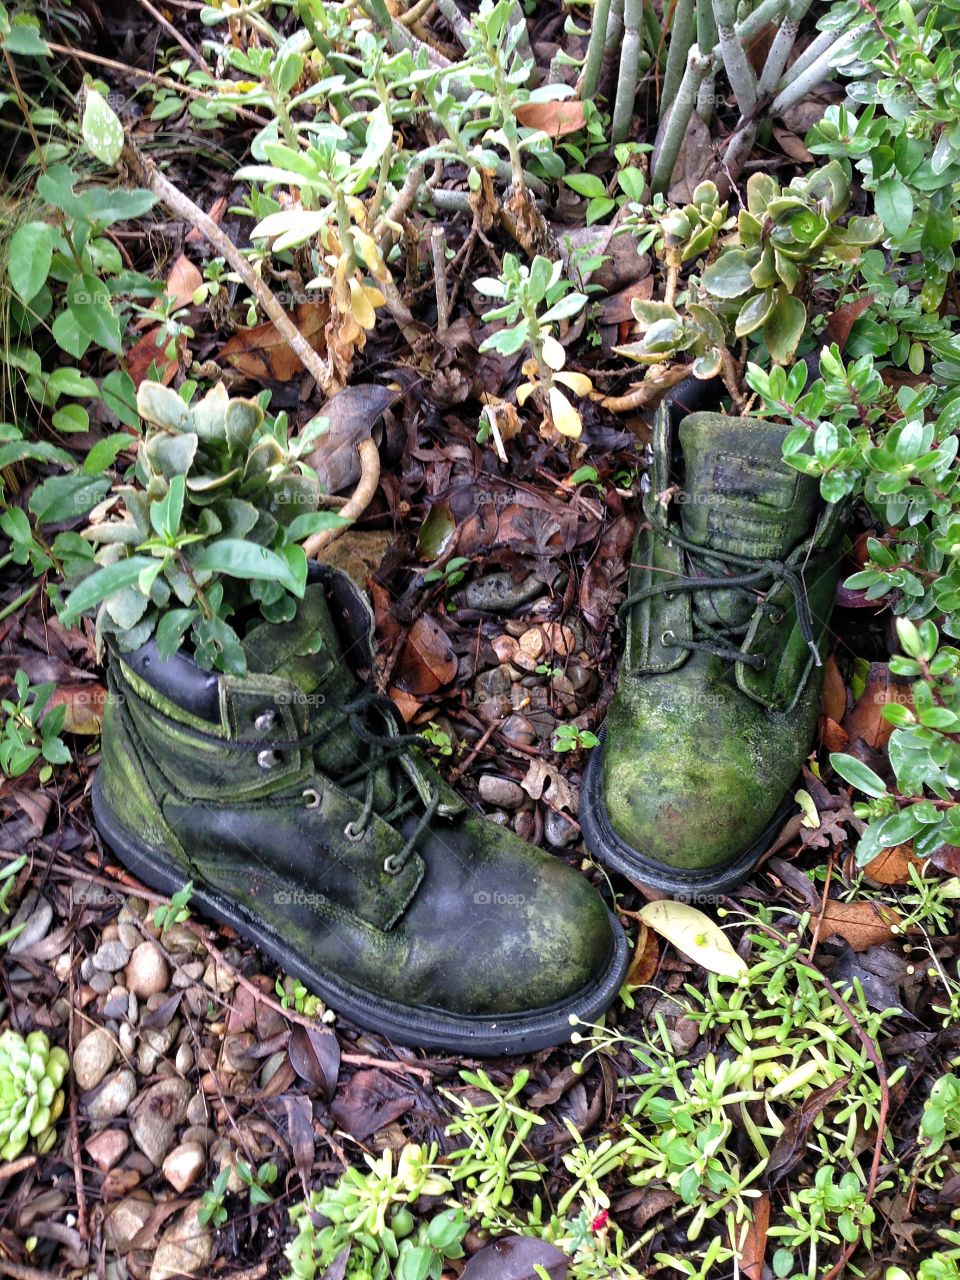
[
  {"x1": 701, "y1": 250, "x2": 753, "y2": 299},
  {"x1": 564, "y1": 173, "x2": 606, "y2": 199},
  {"x1": 875, "y1": 176, "x2": 913, "y2": 241},
  {"x1": 829, "y1": 752, "x2": 888, "y2": 799},
  {"x1": 82, "y1": 87, "x2": 124, "y2": 165},
  {"x1": 638, "y1": 900, "x2": 748, "y2": 980},
  {"x1": 60, "y1": 555, "x2": 156, "y2": 626},
  {"x1": 762, "y1": 292, "x2": 807, "y2": 364},
  {"x1": 29, "y1": 473, "x2": 111, "y2": 525},
  {"x1": 8, "y1": 221, "x2": 56, "y2": 303},
  {"x1": 66, "y1": 274, "x2": 122, "y2": 355},
  {"x1": 285, "y1": 511, "x2": 351, "y2": 543},
  {"x1": 189, "y1": 538, "x2": 305, "y2": 595}
]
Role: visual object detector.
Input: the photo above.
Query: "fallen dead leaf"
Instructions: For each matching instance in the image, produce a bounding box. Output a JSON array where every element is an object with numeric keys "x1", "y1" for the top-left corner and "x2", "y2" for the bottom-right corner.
[
  {"x1": 44, "y1": 682, "x2": 106, "y2": 734},
  {"x1": 219, "y1": 301, "x2": 329, "y2": 381},
  {"x1": 825, "y1": 293, "x2": 876, "y2": 351},
  {"x1": 772, "y1": 126, "x2": 814, "y2": 163},
  {"x1": 521, "y1": 758, "x2": 577, "y2": 814},
  {"x1": 514, "y1": 100, "x2": 587, "y2": 138},
  {"x1": 821, "y1": 655, "x2": 846, "y2": 722},
  {"x1": 393, "y1": 616, "x2": 458, "y2": 696},
  {"x1": 639, "y1": 900, "x2": 748, "y2": 980},
  {"x1": 863, "y1": 842, "x2": 922, "y2": 887},
  {"x1": 625, "y1": 920, "x2": 659, "y2": 987},
  {"x1": 739, "y1": 1191, "x2": 770, "y2": 1280},
  {"x1": 843, "y1": 663, "x2": 911, "y2": 750},
  {"x1": 814, "y1": 899, "x2": 902, "y2": 951}
]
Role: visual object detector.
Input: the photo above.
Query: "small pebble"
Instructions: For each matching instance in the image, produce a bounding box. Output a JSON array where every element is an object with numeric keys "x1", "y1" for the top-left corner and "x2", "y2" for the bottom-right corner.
[
  {"x1": 103, "y1": 987, "x2": 130, "y2": 1020},
  {"x1": 74, "y1": 1027, "x2": 117, "y2": 1091},
  {"x1": 85, "y1": 1128, "x2": 129, "y2": 1174},
  {"x1": 105, "y1": 1195, "x2": 153, "y2": 1253},
  {"x1": 86, "y1": 1069, "x2": 137, "y2": 1121},
  {"x1": 478, "y1": 775, "x2": 526, "y2": 809},
  {"x1": 162, "y1": 1141, "x2": 205, "y2": 1193},
  {"x1": 93, "y1": 941, "x2": 131, "y2": 973},
  {"x1": 150, "y1": 1202, "x2": 212, "y2": 1280},
  {"x1": 544, "y1": 809, "x2": 579, "y2": 848},
  {"x1": 125, "y1": 942, "x2": 169, "y2": 998}
]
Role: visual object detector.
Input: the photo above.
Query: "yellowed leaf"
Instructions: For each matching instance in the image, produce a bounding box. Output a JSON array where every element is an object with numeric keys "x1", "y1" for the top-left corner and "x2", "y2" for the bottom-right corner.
[
  {"x1": 549, "y1": 386, "x2": 582, "y2": 438},
  {"x1": 638, "y1": 900, "x2": 748, "y2": 979},
  {"x1": 555, "y1": 370, "x2": 593, "y2": 395},
  {"x1": 541, "y1": 334, "x2": 565, "y2": 371}
]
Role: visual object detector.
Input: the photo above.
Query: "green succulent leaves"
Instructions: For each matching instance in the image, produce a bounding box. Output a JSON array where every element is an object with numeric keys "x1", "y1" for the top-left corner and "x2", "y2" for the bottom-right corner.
[
  {"x1": 623, "y1": 163, "x2": 882, "y2": 374},
  {"x1": 62, "y1": 380, "x2": 338, "y2": 674},
  {"x1": 0, "y1": 1029, "x2": 69, "y2": 1160}
]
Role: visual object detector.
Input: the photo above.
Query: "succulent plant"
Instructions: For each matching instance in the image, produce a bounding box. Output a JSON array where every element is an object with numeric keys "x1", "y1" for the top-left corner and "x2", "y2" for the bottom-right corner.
[
  {"x1": 0, "y1": 1029, "x2": 69, "y2": 1160},
  {"x1": 620, "y1": 162, "x2": 884, "y2": 373},
  {"x1": 61, "y1": 381, "x2": 344, "y2": 674}
]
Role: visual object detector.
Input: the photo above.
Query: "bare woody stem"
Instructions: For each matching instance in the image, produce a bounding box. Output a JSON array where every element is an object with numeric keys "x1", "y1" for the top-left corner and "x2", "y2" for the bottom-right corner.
[
  {"x1": 120, "y1": 138, "x2": 337, "y2": 397},
  {"x1": 120, "y1": 138, "x2": 381, "y2": 556}
]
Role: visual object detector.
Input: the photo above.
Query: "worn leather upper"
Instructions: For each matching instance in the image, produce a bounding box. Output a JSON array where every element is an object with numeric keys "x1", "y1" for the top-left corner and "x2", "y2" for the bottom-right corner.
[{"x1": 601, "y1": 406, "x2": 844, "y2": 871}]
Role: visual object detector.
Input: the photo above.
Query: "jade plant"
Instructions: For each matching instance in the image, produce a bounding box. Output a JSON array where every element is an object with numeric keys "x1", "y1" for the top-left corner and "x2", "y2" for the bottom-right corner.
[
  {"x1": 621, "y1": 163, "x2": 882, "y2": 389},
  {"x1": 0, "y1": 1029, "x2": 69, "y2": 1160},
  {"x1": 60, "y1": 380, "x2": 343, "y2": 674}
]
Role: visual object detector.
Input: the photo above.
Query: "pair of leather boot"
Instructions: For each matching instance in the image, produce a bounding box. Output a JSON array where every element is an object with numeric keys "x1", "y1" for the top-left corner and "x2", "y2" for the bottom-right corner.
[{"x1": 94, "y1": 403, "x2": 842, "y2": 1052}]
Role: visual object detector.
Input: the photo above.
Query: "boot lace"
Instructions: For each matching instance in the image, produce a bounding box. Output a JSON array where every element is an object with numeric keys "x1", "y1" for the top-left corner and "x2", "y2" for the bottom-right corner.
[
  {"x1": 618, "y1": 519, "x2": 822, "y2": 670},
  {"x1": 183, "y1": 684, "x2": 440, "y2": 876}
]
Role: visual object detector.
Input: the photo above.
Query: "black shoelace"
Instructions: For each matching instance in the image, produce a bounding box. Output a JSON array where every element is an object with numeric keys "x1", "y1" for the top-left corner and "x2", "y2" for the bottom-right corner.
[{"x1": 618, "y1": 519, "x2": 821, "y2": 670}]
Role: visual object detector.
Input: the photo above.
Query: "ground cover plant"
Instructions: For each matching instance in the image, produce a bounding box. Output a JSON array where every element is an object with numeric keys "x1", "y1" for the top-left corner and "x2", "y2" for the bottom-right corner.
[{"x1": 1, "y1": 0, "x2": 960, "y2": 1277}]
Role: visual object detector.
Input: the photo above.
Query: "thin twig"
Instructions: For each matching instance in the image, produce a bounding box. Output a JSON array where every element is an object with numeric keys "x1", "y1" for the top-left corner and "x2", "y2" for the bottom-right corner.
[
  {"x1": 137, "y1": 0, "x2": 210, "y2": 69},
  {"x1": 44, "y1": 42, "x2": 268, "y2": 125},
  {"x1": 120, "y1": 136, "x2": 337, "y2": 396},
  {"x1": 431, "y1": 225, "x2": 450, "y2": 337}
]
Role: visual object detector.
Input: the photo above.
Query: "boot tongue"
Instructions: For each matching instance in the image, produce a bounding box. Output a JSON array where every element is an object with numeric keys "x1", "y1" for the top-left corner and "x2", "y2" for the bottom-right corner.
[
  {"x1": 676, "y1": 413, "x2": 820, "y2": 627},
  {"x1": 242, "y1": 586, "x2": 394, "y2": 809}
]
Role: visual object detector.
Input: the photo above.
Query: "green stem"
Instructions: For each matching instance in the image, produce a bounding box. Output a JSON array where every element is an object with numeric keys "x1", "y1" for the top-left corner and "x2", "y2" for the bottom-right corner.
[
  {"x1": 757, "y1": 0, "x2": 813, "y2": 97},
  {"x1": 581, "y1": 0, "x2": 613, "y2": 100},
  {"x1": 713, "y1": 0, "x2": 756, "y2": 113},
  {"x1": 650, "y1": 44, "x2": 713, "y2": 194},
  {"x1": 660, "y1": 0, "x2": 696, "y2": 117},
  {"x1": 612, "y1": 0, "x2": 646, "y2": 142},
  {"x1": 696, "y1": 0, "x2": 718, "y2": 121}
]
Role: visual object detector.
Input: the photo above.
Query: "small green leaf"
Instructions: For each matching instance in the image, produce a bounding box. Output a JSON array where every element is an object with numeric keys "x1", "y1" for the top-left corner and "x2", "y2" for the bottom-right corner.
[
  {"x1": 8, "y1": 221, "x2": 56, "y2": 303},
  {"x1": 60, "y1": 555, "x2": 156, "y2": 626},
  {"x1": 190, "y1": 538, "x2": 305, "y2": 595},
  {"x1": 82, "y1": 87, "x2": 125, "y2": 165},
  {"x1": 875, "y1": 176, "x2": 913, "y2": 241},
  {"x1": 701, "y1": 250, "x2": 753, "y2": 299},
  {"x1": 829, "y1": 752, "x2": 888, "y2": 799}
]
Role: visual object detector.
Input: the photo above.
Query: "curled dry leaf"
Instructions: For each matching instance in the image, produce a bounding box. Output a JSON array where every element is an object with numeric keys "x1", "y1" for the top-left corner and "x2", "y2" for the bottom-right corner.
[
  {"x1": 638, "y1": 900, "x2": 748, "y2": 980},
  {"x1": 814, "y1": 898, "x2": 902, "y2": 951},
  {"x1": 514, "y1": 100, "x2": 587, "y2": 138},
  {"x1": 219, "y1": 301, "x2": 329, "y2": 381},
  {"x1": 521, "y1": 758, "x2": 577, "y2": 814},
  {"x1": 44, "y1": 683, "x2": 106, "y2": 734},
  {"x1": 393, "y1": 616, "x2": 458, "y2": 696}
]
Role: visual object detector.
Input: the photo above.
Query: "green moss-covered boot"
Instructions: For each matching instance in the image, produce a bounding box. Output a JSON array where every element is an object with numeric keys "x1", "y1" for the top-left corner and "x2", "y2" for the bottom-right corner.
[
  {"x1": 580, "y1": 404, "x2": 846, "y2": 897},
  {"x1": 93, "y1": 565, "x2": 628, "y2": 1054}
]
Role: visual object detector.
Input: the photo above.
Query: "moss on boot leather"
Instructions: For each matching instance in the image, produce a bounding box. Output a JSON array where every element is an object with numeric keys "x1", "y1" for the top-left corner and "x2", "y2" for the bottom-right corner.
[
  {"x1": 580, "y1": 404, "x2": 846, "y2": 897},
  {"x1": 93, "y1": 564, "x2": 628, "y2": 1054}
]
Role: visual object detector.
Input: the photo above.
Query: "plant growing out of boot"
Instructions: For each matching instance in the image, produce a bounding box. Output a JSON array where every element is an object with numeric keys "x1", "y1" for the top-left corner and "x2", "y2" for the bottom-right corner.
[
  {"x1": 78, "y1": 387, "x2": 627, "y2": 1054},
  {"x1": 60, "y1": 380, "x2": 343, "y2": 674},
  {"x1": 619, "y1": 164, "x2": 882, "y2": 397}
]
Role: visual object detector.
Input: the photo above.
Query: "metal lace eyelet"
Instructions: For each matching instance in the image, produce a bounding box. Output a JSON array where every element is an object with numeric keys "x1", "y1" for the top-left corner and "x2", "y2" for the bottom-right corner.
[
  {"x1": 755, "y1": 655, "x2": 768, "y2": 670},
  {"x1": 664, "y1": 591, "x2": 677, "y2": 601},
  {"x1": 344, "y1": 821, "x2": 365, "y2": 842},
  {"x1": 254, "y1": 710, "x2": 277, "y2": 731},
  {"x1": 383, "y1": 854, "x2": 404, "y2": 875},
  {"x1": 302, "y1": 788, "x2": 321, "y2": 809},
  {"x1": 257, "y1": 749, "x2": 280, "y2": 770},
  {"x1": 661, "y1": 629, "x2": 676, "y2": 647},
  {"x1": 768, "y1": 608, "x2": 785, "y2": 625}
]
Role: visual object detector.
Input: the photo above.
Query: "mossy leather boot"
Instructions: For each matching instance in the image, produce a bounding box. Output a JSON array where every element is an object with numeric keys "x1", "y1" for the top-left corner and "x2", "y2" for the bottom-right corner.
[
  {"x1": 580, "y1": 404, "x2": 845, "y2": 897},
  {"x1": 93, "y1": 565, "x2": 628, "y2": 1054}
]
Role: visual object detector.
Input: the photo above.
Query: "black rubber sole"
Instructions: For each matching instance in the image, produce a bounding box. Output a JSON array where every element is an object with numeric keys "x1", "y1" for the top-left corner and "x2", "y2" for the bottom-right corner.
[
  {"x1": 579, "y1": 730, "x2": 793, "y2": 899},
  {"x1": 92, "y1": 771, "x2": 631, "y2": 1057}
]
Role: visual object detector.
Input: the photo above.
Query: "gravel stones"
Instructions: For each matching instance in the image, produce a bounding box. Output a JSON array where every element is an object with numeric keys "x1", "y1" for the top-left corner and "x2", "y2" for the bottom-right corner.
[
  {"x1": 85, "y1": 1068, "x2": 137, "y2": 1121},
  {"x1": 129, "y1": 1077, "x2": 192, "y2": 1165},
  {"x1": 125, "y1": 941, "x2": 170, "y2": 997},
  {"x1": 74, "y1": 1027, "x2": 118, "y2": 1090}
]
